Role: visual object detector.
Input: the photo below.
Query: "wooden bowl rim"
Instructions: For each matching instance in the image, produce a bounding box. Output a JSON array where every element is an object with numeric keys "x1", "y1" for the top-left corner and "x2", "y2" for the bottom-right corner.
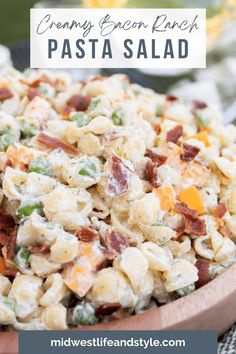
[{"x1": 1, "y1": 260, "x2": 236, "y2": 353}]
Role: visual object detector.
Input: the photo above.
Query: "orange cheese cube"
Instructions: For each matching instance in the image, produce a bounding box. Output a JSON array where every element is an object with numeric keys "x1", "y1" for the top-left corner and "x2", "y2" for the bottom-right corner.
[
  {"x1": 154, "y1": 184, "x2": 175, "y2": 212},
  {"x1": 192, "y1": 131, "x2": 211, "y2": 147},
  {"x1": 62, "y1": 263, "x2": 94, "y2": 297},
  {"x1": 179, "y1": 186, "x2": 205, "y2": 214},
  {"x1": 78, "y1": 241, "x2": 105, "y2": 271}
]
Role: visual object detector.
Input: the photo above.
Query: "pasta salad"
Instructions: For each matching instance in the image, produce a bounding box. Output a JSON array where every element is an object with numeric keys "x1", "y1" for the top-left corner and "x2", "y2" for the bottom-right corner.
[{"x1": 0, "y1": 67, "x2": 236, "y2": 330}]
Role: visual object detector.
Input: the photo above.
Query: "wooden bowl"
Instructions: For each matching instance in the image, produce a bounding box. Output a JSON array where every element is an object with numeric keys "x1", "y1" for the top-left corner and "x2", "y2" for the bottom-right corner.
[{"x1": 1, "y1": 262, "x2": 236, "y2": 354}]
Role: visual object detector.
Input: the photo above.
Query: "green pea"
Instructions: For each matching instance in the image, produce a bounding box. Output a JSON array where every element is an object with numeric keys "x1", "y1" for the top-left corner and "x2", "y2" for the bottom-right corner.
[
  {"x1": 88, "y1": 98, "x2": 100, "y2": 111},
  {"x1": 175, "y1": 284, "x2": 195, "y2": 297},
  {"x1": 111, "y1": 108, "x2": 124, "y2": 126},
  {"x1": 72, "y1": 112, "x2": 91, "y2": 127},
  {"x1": 0, "y1": 126, "x2": 11, "y2": 134},
  {"x1": 13, "y1": 246, "x2": 30, "y2": 269},
  {"x1": 19, "y1": 120, "x2": 38, "y2": 138},
  {"x1": 79, "y1": 162, "x2": 97, "y2": 178},
  {"x1": 0, "y1": 296, "x2": 15, "y2": 311},
  {"x1": 0, "y1": 127, "x2": 15, "y2": 151},
  {"x1": 16, "y1": 201, "x2": 44, "y2": 220},
  {"x1": 196, "y1": 115, "x2": 208, "y2": 129},
  {"x1": 209, "y1": 264, "x2": 224, "y2": 279},
  {"x1": 37, "y1": 84, "x2": 48, "y2": 95},
  {"x1": 72, "y1": 302, "x2": 97, "y2": 327},
  {"x1": 30, "y1": 157, "x2": 52, "y2": 176},
  {"x1": 155, "y1": 105, "x2": 164, "y2": 116}
]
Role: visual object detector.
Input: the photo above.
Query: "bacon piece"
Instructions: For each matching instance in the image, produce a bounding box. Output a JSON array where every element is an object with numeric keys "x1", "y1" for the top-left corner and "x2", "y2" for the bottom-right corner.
[
  {"x1": 106, "y1": 156, "x2": 130, "y2": 197},
  {"x1": 175, "y1": 223, "x2": 186, "y2": 238},
  {"x1": 0, "y1": 88, "x2": 13, "y2": 101},
  {"x1": 2, "y1": 268, "x2": 18, "y2": 277},
  {"x1": 145, "y1": 149, "x2": 167, "y2": 166},
  {"x1": 79, "y1": 79, "x2": 87, "y2": 87},
  {"x1": 146, "y1": 160, "x2": 159, "y2": 188},
  {"x1": 29, "y1": 76, "x2": 49, "y2": 88},
  {"x1": 38, "y1": 133, "x2": 80, "y2": 156},
  {"x1": 195, "y1": 259, "x2": 211, "y2": 288},
  {"x1": 193, "y1": 101, "x2": 207, "y2": 110},
  {"x1": 28, "y1": 245, "x2": 50, "y2": 254},
  {"x1": 95, "y1": 303, "x2": 121, "y2": 317},
  {"x1": 166, "y1": 95, "x2": 178, "y2": 102},
  {"x1": 0, "y1": 231, "x2": 8, "y2": 246},
  {"x1": 211, "y1": 203, "x2": 227, "y2": 219},
  {"x1": 181, "y1": 143, "x2": 200, "y2": 162},
  {"x1": 67, "y1": 95, "x2": 90, "y2": 112},
  {"x1": 175, "y1": 202, "x2": 198, "y2": 220},
  {"x1": 75, "y1": 226, "x2": 99, "y2": 242},
  {"x1": 166, "y1": 125, "x2": 183, "y2": 144},
  {"x1": 105, "y1": 230, "x2": 129, "y2": 256},
  {"x1": 218, "y1": 225, "x2": 232, "y2": 237},
  {"x1": 27, "y1": 89, "x2": 39, "y2": 101},
  {"x1": 154, "y1": 123, "x2": 161, "y2": 134},
  {"x1": 0, "y1": 211, "x2": 15, "y2": 230},
  {"x1": 184, "y1": 217, "x2": 207, "y2": 236},
  {"x1": 5, "y1": 229, "x2": 17, "y2": 260}
]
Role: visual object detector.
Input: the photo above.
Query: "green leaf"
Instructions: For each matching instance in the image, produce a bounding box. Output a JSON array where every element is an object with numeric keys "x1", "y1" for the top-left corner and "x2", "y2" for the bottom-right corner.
[{"x1": 111, "y1": 108, "x2": 124, "y2": 126}]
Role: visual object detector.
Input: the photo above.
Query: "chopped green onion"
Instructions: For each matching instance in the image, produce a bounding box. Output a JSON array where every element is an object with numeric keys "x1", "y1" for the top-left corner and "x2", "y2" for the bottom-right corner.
[
  {"x1": 72, "y1": 302, "x2": 97, "y2": 327},
  {"x1": 13, "y1": 246, "x2": 30, "y2": 269},
  {"x1": 72, "y1": 112, "x2": 91, "y2": 127},
  {"x1": 175, "y1": 284, "x2": 195, "y2": 297},
  {"x1": 111, "y1": 108, "x2": 124, "y2": 126},
  {"x1": 30, "y1": 157, "x2": 52, "y2": 176},
  {"x1": 0, "y1": 296, "x2": 15, "y2": 311},
  {"x1": 19, "y1": 120, "x2": 38, "y2": 138},
  {"x1": 16, "y1": 201, "x2": 44, "y2": 220},
  {"x1": 79, "y1": 162, "x2": 97, "y2": 177},
  {"x1": 88, "y1": 98, "x2": 100, "y2": 111},
  {"x1": 196, "y1": 115, "x2": 208, "y2": 129}
]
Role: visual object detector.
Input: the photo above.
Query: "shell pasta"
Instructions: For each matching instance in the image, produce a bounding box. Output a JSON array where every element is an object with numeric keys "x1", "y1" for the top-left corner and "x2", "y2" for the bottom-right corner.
[{"x1": 0, "y1": 67, "x2": 235, "y2": 330}]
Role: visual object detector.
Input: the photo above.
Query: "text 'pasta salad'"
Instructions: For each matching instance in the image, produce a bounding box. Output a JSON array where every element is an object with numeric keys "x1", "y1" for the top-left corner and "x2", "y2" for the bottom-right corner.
[{"x1": 0, "y1": 68, "x2": 236, "y2": 330}]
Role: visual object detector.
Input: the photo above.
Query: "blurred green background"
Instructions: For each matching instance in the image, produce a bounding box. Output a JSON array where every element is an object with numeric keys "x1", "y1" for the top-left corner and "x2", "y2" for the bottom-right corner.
[
  {"x1": 0, "y1": 0, "x2": 36, "y2": 45},
  {"x1": 0, "y1": 0, "x2": 219, "y2": 45}
]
